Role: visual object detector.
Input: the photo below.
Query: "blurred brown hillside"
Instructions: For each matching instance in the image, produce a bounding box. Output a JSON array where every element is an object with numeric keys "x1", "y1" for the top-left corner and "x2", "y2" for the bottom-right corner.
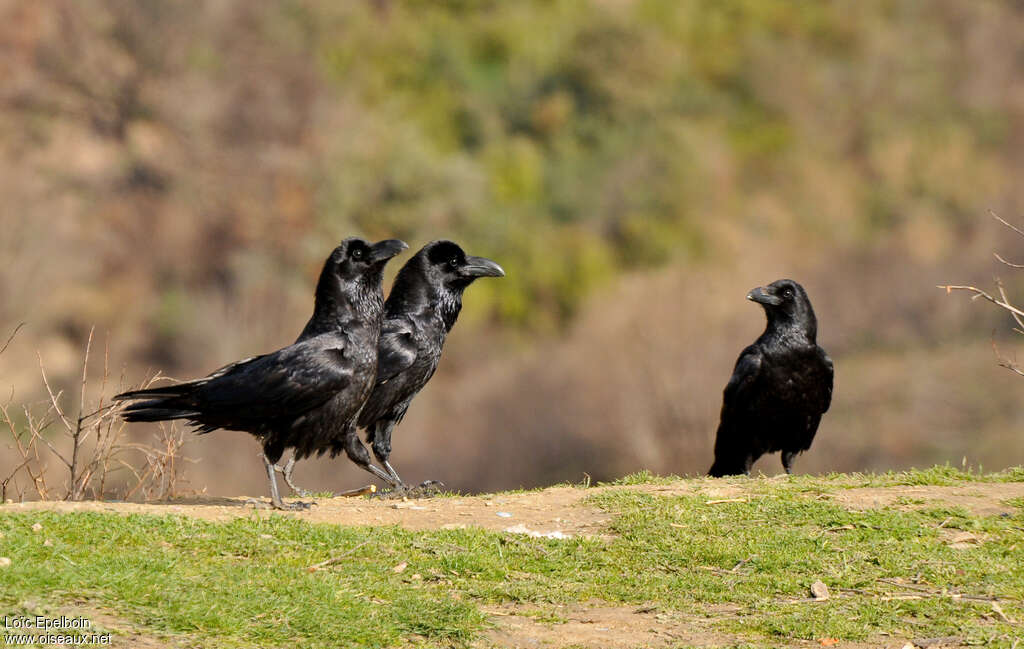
[{"x1": 1, "y1": 0, "x2": 1022, "y2": 496}]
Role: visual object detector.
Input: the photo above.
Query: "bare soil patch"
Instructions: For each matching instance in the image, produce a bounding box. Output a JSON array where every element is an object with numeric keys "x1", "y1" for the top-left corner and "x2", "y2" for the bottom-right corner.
[
  {"x1": 480, "y1": 601, "x2": 732, "y2": 648},
  {"x1": 9, "y1": 603, "x2": 188, "y2": 649},
  {"x1": 828, "y1": 483, "x2": 1024, "y2": 517},
  {"x1": 479, "y1": 601, "x2": 915, "y2": 649},
  {"x1": 7, "y1": 485, "x2": 613, "y2": 538},
  {"x1": 8, "y1": 480, "x2": 1022, "y2": 541}
]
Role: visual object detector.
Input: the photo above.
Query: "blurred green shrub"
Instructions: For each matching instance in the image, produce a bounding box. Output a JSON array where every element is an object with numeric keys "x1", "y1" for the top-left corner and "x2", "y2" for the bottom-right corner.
[
  {"x1": 5, "y1": 0, "x2": 1016, "y2": 337},
  {"x1": 301, "y1": 0, "x2": 1014, "y2": 328}
]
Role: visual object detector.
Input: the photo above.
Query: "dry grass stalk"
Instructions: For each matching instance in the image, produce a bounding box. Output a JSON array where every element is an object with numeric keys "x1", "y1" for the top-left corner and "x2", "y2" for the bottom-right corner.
[
  {"x1": 0, "y1": 326, "x2": 191, "y2": 502},
  {"x1": 940, "y1": 212, "x2": 1024, "y2": 377}
]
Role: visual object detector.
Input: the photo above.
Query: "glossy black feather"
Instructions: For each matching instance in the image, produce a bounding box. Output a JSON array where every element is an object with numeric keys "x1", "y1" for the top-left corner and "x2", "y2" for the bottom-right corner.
[
  {"x1": 114, "y1": 238, "x2": 406, "y2": 467},
  {"x1": 356, "y1": 241, "x2": 504, "y2": 481},
  {"x1": 708, "y1": 279, "x2": 834, "y2": 477}
]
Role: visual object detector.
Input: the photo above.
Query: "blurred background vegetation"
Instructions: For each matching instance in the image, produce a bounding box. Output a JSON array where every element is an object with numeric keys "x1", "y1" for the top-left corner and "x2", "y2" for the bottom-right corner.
[{"x1": 1, "y1": 0, "x2": 1022, "y2": 496}]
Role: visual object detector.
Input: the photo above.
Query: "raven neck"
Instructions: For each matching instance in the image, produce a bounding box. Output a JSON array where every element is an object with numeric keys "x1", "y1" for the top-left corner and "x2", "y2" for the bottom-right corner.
[
  {"x1": 386, "y1": 272, "x2": 463, "y2": 333},
  {"x1": 435, "y1": 290, "x2": 463, "y2": 332},
  {"x1": 298, "y1": 273, "x2": 384, "y2": 341},
  {"x1": 759, "y1": 316, "x2": 817, "y2": 349},
  {"x1": 385, "y1": 257, "x2": 464, "y2": 331}
]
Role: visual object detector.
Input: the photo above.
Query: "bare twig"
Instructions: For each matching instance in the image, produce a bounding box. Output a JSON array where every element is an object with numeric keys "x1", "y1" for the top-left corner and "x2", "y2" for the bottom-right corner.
[
  {"x1": 0, "y1": 323, "x2": 25, "y2": 356},
  {"x1": 77, "y1": 403, "x2": 118, "y2": 422},
  {"x1": 995, "y1": 278, "x2": 1024, "y2": 331},
  {"x1": 991, "y1": 209, "x2": 1024, "y2": 238},
  {"x1": 938, "y1": 285, "x2": 1024, "y2": 320},
  {"x1": 0, "y1": 401, "x2": 47, "y2": 500},
  {"x1": 991, "y1": 601, "x2": 1014, "y2": 624},
  {"x1": 29, "y1": 409, "x2": 70, "y2": 469},
  {"x1": 120, "y1": 423, "x2": 190, "y2": 501},
  {"x1": 308, "y1": 541, "x2": 372, "y2": 572},
  {"x1": 994, "y1": 252, "x2": 1024, "y2": 269},
  {"x1": 941, "y1": 212, "x2": 1024, "y2": 327},
  {"x1": 1, "y1": 455, "x2": 32, "y2": 503},
  {"x1": 942, "y1": 211, "x2": 1024, "y2": 378},
  {"x1": 991, "y1": 339, "x2": 1024, "y2": 378},
  {"x1": 66, "y1": 327, "x2": 95, "y2": 500},
  {"x1": 335, "y1": 484, "x2": 377, "y2": 497},
  {"x1": 730, "y1": 557, "x2": 754, "y2": 572},
  {"x1": 876, "y1": 578, "x2": 1001, "y2": 602},
  {"x1": 37, "y1": 355, "x2": 74, "y2": 437}
]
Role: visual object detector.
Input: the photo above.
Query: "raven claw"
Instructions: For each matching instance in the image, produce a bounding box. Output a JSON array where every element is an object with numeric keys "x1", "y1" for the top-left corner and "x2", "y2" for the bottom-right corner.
[
  {"x1": 371, "y1": 481, "x2": 444, "y2": 499},
  {"x1": 248, "y1": 499, "x2": 315, "y2": 511},
  {"x1": 276, "y1": 500, "x2": 314, "y2": 511}
]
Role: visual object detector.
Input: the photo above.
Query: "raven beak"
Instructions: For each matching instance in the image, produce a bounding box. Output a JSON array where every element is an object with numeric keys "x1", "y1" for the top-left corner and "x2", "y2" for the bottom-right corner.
[
  {"x1": 747, "y1": 286, "x2": 782, "y2": 306},
  {"x1": 459, "y1": 256, "x2": 505, "y2": 278},
  {"x1": 369, "y1": 239, "x2": 408, "y2": 262}
]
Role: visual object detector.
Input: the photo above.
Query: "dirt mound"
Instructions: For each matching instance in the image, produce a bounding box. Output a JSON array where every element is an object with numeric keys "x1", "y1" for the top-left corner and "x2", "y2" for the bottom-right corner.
[
  {"x1": 7, "y1": 485, "x2": 612, "y2": 538},
  {"x1": 7, "y1": 478, "x2": 1011, "y2": 649},
  {"x1": 9, "y1": 480, "x2": 1022, "y2": 538}
]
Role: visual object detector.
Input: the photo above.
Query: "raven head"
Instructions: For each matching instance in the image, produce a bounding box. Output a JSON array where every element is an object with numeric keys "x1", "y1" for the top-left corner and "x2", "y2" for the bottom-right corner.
[
  {"x1": 329, "y1": 238, "x2": 408, "y2": 282},
  {"x1": 303, "y1": 238, "x2": 408, "y2": 337},
  {"x1": 423, "y1": 240, "x2": 505, "y2": 291},
  {"x1": 384, "y1": 240, "x2": 504, "y2": 330},
  {"x1": 747, "y1": 278, "x2": 817, "y2": 338},
  {"x1": 317, "y1": 237, "x2": 407, "y2": 307}
]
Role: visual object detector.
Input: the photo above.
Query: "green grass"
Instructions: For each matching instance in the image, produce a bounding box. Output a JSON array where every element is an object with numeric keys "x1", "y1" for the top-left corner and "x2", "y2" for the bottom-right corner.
[{"x1": 1, "y1": 467, "x2": 1022, "y2": 648}]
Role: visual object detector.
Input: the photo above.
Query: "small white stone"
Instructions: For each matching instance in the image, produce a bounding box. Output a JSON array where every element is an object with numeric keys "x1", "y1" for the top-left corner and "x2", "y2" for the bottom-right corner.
[
  {"x1": 810, "y1": 580, "x2": 830, "y2": 600},
  {"x1": 0, "y1": 557, "x2": 11, "y2": 568}
]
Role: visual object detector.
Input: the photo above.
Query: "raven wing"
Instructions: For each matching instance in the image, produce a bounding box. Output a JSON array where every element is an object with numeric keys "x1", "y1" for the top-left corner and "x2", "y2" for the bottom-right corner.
[
  {"x1": 817, "y1": 347, "x2": 834, "y2": 414},
  {"x1": 708, "y1": 345, "x2": 765, "y2": 476},
  {"x1": 193, "y1": 339, "x2": 351, "y2": 421},
  {"x1": 375, "y1": 317, "x2": 419, "y2": 384},
  {"x1": 722, "y1": 345, "x2": 763, "y2": 406},
  {"x1": 117, "y1": 336, "x2": 354, "y2": 432}
]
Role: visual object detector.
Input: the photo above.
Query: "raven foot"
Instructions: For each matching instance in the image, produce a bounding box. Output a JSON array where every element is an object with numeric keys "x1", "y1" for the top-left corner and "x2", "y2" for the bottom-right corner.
[
  {"x1": 247, "y1": 498, "x2": 315, "y2": 511},
  {"x1": 372, "y1": 480, "x2": 445, "y2": 500},
  {"x1": 275, "y1": 499, "x2": 314, "y2": 511}
]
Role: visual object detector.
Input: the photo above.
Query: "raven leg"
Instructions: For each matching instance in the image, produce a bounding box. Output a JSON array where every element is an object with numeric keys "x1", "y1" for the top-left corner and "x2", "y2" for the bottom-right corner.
[
  {"x1": 371, "y1": 421, "x2": 445, "y2": 492},
  {"x1": 275, "y1": 457, "x2": 311, "y2": 497},
  {"x1": 381, "y1": 460, "x2": 404, "y2": 486},
  {"x1": 262, "y1": 454, "x2": 312, "y2": 510},
  {"x1": 743, "y1": 454, "x2": 755, "y2": 476},
  {"x1": 371, "y1": 421, "x2": 404, "y2": 486},
  {"x1": 781, "y1": 450, "x2": 796, "y2": 475},
  {"x1": 343, "y1": 430, "x2": 401, "y2": 487}
]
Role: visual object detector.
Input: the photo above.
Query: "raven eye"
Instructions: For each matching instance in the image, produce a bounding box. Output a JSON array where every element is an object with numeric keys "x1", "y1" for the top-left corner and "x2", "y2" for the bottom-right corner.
[
  {"x1": 783, "y1": 289, "x2": 793, "y2": 298},
  {"x1": 352, "y1": 248, "x2": 364, "y2": 260},
  {"x1": 448, "y1": 257, "x2": 459, "y2": 268}
]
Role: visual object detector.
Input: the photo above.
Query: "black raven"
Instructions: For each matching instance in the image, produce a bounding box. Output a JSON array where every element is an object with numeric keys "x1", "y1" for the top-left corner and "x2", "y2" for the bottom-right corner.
[
  {"x1": 708, "y1": 279, "x2": 833, "y2": 477},
  {"x1": 279, "y1": 240, "x2": 504, "y2": 494},
  {"x1": 114, "y1": 237, "x2": 408, "y2": 509},
  {"x1": 360, "y1": 240, "x2": 504, "y2": 490}
]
